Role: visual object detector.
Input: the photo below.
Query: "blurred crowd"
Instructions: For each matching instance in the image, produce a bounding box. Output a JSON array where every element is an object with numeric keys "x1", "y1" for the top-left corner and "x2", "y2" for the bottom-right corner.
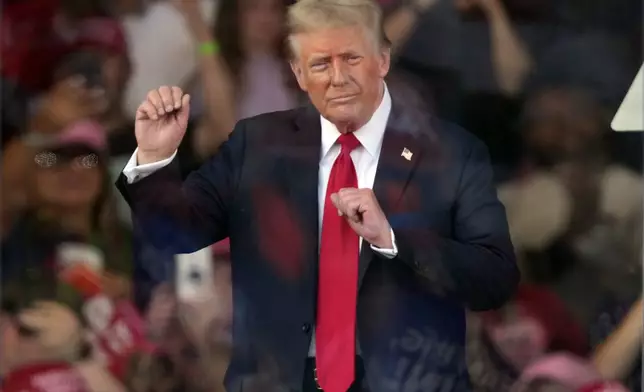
[{"x1": 0, "y1": 0, "x2": 642, "y2": 391}]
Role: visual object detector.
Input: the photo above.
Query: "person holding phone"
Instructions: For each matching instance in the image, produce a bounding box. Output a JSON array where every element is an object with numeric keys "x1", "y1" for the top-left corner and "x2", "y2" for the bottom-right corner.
[{"x1": 2, "y1": 120, "x2": 133, "y2": 304}]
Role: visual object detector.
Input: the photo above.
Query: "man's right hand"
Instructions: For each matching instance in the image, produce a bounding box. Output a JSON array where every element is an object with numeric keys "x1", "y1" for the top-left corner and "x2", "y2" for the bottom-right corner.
[{"x1": 135, "y1": 86, "x2": 191, "y2": 165}]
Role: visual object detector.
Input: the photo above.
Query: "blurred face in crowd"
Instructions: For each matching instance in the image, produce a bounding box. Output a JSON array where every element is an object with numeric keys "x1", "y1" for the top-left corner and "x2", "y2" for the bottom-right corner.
[
  {"x1": 33, "y1": 145, "x2": 103, "y2": 210},
  {"x1": 523, "y1": 88, "x2": 605, "y2": 167},
  {"x1": 51, "y1": 50, "x2": 130, "y2": 123},
  {"x1": 290, "y1": 25, "x2": 390, "y2": 130},
  {"x1": 240, "y1": 0, "x2": 285, "y2": 51}
]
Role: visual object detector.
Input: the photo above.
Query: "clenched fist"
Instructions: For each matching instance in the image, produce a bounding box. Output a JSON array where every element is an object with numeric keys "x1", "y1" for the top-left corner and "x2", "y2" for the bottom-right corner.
[
  {"x1": 330, "y1": 188, "x2": 393, "y2": 249},
  {"x1": 135, "y1": 86, "x2": 191, "y2": 164}
]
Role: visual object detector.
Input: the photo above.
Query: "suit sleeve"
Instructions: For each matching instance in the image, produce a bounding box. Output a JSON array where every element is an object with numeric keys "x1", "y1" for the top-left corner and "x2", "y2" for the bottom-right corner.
[
  {"x1": 393, "y1": 137, "x2": 520, "y2": 311},
  {"x1": 115, "y1": 121, "x2": 247, "y2": 254}
]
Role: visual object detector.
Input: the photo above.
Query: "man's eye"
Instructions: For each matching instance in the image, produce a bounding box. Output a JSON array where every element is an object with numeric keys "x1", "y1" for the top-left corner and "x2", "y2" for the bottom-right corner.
[
  {"x1": 311, "y1": 63, "x2": 327, "y2": 71},
  {"x1": 347, "y1": 56, "x2": 361, "y2": 65}
]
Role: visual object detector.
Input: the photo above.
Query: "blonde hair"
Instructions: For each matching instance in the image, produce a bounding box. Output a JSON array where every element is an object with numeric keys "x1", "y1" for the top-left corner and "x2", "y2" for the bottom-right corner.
[{"x1": 286, "y1": 0, "x2": 388, "y2": 55}]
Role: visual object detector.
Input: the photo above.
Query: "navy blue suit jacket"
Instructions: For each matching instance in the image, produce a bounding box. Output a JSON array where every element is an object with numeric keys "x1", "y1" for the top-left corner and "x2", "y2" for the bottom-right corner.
[{"x1": 116, "y1": 100, "x2": 519, "y2": 392}]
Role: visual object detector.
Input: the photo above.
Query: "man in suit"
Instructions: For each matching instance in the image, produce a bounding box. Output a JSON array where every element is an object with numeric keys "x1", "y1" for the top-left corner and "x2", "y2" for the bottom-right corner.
[{"x1": 116, "y1": 0, "x2": 519, "y2": 390}]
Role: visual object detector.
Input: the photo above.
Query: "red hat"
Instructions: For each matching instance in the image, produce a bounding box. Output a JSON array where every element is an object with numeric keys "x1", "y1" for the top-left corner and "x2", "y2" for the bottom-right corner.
[
  {"x1": 74, "y1": 17, "x2": 128, "y2": 57},
  {"x1": 25, "y1": 120, "x2": 107, "y2": 153}
]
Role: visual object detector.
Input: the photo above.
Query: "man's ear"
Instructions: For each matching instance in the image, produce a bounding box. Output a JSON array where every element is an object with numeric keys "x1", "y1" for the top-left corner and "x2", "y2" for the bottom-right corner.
[
  {"x1": 378, "y1": 47, "x2": 391, "y2": 79},
  {"x1": 290, "y1": 60, "x2": 308, "y2": 92}
]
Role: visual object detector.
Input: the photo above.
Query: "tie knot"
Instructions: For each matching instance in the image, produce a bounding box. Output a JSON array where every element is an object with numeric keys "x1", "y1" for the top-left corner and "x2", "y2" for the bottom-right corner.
[{"x1": 337, "y1": 133, "x2": 360, "y2": 153}]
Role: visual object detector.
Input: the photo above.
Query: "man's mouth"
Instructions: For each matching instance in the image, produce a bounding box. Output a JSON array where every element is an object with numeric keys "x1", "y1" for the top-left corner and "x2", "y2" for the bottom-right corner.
[{"x1": 329, "y1": 95, "x2": 357, "y2": 103}]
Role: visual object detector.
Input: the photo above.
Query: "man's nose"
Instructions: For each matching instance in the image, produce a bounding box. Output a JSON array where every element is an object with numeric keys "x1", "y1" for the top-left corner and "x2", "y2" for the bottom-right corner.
[{"x1": 330, "y1": 59, "x2": 349, "y2": 86}]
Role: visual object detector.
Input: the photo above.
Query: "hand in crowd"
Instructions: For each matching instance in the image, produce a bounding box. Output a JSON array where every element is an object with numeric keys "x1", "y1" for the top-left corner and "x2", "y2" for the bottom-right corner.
[
  {"x1": 146, "y1": 283, "x2": 177, "y2": 341},
  {"x1": 135, "y1": 86, "x2": 190, "y2": 164},
  {"x1": 18, "y1": 301, "x2": 82, "y2": 359},
  {"x1": 102, "y1": 272, "x2": 132, "y2": 300},
  {"x1": 178, "y1": 296, "x2": 220, "y2": 348},
  {"x1": 35, "y1": 76, "x2": 108, "y2": 131}
]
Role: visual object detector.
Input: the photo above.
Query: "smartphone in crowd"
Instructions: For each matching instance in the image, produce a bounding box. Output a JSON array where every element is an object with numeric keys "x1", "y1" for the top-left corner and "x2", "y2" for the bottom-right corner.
[
  {"x1": 57, "y1": 242, "x2": 104, "y2": 297},
  {"x1": 175, "y1": 247, "x2": 215, "y2": 302}
]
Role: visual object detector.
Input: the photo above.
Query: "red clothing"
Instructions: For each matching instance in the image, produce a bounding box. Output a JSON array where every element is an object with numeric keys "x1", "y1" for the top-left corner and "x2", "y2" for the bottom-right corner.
[
  {"x1": 1, "y1": 362, "x2": 88, "y2": 392},
  {"x1": 316, "y1": 133, "x2": 361, "y2": 392},
  {"x1": 1, "y1": 0, "x2": 68, "y2": 92},
  {"x1": 83, "y1": 295, "x2": 149, "y2": 380},
  {"x1": 1, "y1": 0, "x2": 128, "y2": 93}
]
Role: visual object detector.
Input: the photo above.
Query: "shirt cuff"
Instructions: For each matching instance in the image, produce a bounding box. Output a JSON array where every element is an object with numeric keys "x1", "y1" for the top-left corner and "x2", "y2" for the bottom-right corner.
[
  {"x1": 369, "y1": 229, "x2": 398, "y2": 259},
  {"x1": 122, "y1": 148, "x2": 177, "y2": 184}
]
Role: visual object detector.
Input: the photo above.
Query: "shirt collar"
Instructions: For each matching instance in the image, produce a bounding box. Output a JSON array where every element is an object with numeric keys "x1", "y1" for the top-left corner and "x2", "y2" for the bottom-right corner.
[{"x1": 320, "y1": 83, "x2": 392, "y2": 158}]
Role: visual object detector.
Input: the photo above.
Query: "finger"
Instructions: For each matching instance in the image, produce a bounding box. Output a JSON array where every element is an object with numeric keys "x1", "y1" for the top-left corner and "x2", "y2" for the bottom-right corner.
[
  {"x1": 137, "y1": 100, "x2": 159, "y2": 120},
  {"x1": 158, "y1": 85, "x2": 175, "y2": 113},
  {"x1": 332, "y1": 192, "x2": 359, "y2": 217},
  {"x1": 18, "y1": 311, "x2": 46, "y2": 327},
  {"x1": 335, "y1": 191, "x2": 365, "y2": 206},
  {"x1": 342, "y1": 199, "x2": 363, "y2": 222},
  {"x1": 171, "y1": 86, "x2": 184, "y2": 110},
  {"x1": 31, "y1": 300, "x2": 50, "y2": 309},
  {"x1": 176, "y1": 94, "x2": 191, "y2": 126},
  {"x1": 330, "y1": 193, "x2": 343, "y2": 215},
  {"x1": 30, "y1": 301, "x2": 59, "y2": 315},
  {"x1": 147, "y1": 89, "x2": 166, "y2": 115},
  {"x1": 337, "y1": 187, "x2": 360, "y2": 198}
]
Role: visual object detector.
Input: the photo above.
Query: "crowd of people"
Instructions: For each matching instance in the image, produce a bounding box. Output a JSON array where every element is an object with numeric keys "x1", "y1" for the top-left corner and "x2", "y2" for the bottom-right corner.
[{"x1": 0, "y1": 0, "x2": 642, "y2": 391}]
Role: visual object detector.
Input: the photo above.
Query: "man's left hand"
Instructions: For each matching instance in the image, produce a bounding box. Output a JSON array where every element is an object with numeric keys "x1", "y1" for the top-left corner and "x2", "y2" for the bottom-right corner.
[{"x1": 330, "y1": 188, "x2": 393, "y2": 249}]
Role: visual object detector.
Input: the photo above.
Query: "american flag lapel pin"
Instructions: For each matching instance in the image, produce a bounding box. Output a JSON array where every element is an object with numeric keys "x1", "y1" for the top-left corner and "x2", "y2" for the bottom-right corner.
[{"x1": 401, "y1": 148, "x2": 413, "y2": 161}]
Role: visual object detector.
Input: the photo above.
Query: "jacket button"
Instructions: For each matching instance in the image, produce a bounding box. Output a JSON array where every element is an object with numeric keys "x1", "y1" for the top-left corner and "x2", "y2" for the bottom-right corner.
[{"x1": 301, "y1": 323, "x2": 311, "y2": 333}]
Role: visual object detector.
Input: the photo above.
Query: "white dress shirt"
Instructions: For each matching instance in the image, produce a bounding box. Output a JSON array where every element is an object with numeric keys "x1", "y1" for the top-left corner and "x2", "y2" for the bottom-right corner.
[{"x1": 122, "y1": 84, "x2": 397, "y2": 357}]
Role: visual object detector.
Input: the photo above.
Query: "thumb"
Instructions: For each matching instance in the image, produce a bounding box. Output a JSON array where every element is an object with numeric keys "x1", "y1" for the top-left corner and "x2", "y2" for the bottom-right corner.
[{"x1": 176, "y1": 94, "x2": 191, "y2": 128}]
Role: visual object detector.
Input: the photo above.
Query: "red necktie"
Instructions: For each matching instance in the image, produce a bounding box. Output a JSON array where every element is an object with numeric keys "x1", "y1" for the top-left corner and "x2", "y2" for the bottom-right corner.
[{"x1": 316, "y1": 133, "x2": 361, "y2": 392}]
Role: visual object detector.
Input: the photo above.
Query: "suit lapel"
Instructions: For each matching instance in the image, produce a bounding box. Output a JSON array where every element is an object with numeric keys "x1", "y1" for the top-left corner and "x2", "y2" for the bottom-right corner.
[{"x1": 358, "y1": 101, "x2": 426, "y2": 288}]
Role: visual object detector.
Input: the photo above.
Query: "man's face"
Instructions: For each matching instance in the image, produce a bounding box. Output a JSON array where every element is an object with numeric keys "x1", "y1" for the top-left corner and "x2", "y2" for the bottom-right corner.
[{"x1": 290, "y1": 26, "x2": 390, "y2": 129}]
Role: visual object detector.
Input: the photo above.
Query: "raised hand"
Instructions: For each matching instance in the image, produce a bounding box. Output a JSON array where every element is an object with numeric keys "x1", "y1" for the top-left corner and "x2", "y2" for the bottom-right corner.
[
  {"x1": 135, "y1": 86, "x2": 191, "y2": 164},
  {"x1": 18, "y1": 301, "x2": 83, "y2": 356}
]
